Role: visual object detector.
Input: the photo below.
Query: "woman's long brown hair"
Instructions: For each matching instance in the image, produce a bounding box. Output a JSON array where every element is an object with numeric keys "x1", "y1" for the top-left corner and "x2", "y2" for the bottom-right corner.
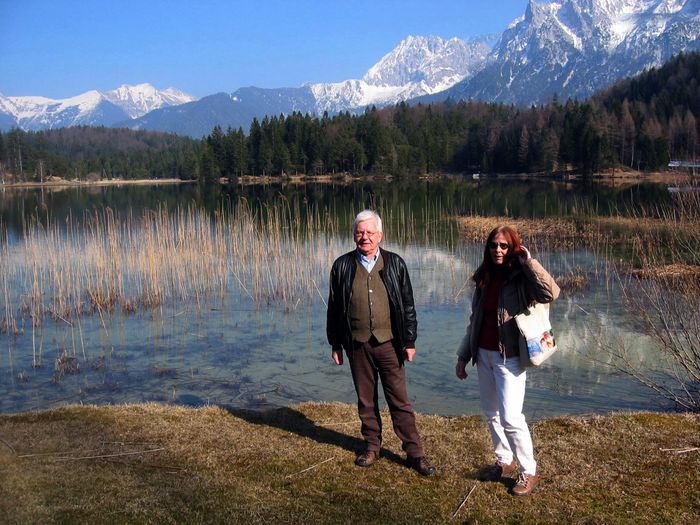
[{"x1": 471, "y1": 225, "x2": 523, "y2": 288}]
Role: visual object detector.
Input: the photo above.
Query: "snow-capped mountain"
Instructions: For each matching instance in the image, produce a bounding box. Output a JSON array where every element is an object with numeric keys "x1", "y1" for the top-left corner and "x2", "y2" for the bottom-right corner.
[
  {"x1": 1, "y1": 37, "x2": 484, "y2": 135},
  {"x1": 125, "y1": 35, "x2": 494, "y2": 136},
  {"x1": 104, "y1": 83, "x2": 196, "y2": 119},
  {"x1": 0, "y1": 91, "x2": 129, "y2": 131},
  {"x1": 0, "y1": 84, "x2": 196, "y2": 131},
  {"x1": 6, "y1": 0, "x2": 699, "y2": 137},
  {"x1": 436, "y1": 0, "x2": 700, "y2": 104},
  {"x1": 309, "y1": 35, "x2": 493, "y2": 113}
]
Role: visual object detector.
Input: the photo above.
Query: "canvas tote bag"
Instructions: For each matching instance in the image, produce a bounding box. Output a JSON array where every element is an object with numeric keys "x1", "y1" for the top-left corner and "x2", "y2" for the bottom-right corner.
[{"x1": 514, "y1": 301, "x2": 558, "y2": 366}]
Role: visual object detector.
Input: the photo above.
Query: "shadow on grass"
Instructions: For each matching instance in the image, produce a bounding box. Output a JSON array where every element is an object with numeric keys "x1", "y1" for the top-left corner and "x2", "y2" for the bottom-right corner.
[
  {"x1": 225, "y1": 405, "x2": 407, "y2": 467},
  {"x1": 475, "y1": 468, "x2": 519, "y2": 492}
]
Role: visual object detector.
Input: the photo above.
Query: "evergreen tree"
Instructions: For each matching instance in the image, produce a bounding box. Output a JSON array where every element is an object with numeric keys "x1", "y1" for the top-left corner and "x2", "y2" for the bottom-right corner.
[{"x1": 198, "y1": 141, "x2": 218, "y2": 185}]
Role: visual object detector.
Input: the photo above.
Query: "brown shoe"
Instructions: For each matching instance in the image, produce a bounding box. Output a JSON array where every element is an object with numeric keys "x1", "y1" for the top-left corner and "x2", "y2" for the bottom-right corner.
[
  {"x1": 477, "y1": 459, "x2": 517, "y2": 481},
  {"x1": 512, "y1": 472, "x2": 540, "y2": 496},
  {"x1": 408, "y1": 456, "x2": 437, "y2": 476},
  {"x1": 355, "y1": 450, "x2": 379, "y2": 468}
]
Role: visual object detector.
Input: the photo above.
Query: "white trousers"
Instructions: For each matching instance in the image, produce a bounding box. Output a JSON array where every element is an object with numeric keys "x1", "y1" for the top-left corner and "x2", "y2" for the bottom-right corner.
[{"x1": 477, "y1": 347, "x2": 537, "y2": 475}]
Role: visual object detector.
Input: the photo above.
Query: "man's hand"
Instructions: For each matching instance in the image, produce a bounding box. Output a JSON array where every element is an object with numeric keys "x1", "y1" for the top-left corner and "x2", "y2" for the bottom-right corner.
[
  {"x1": 455, "y1": 359, "x2": 468, "y2": 380},
  {"x1": 405, "y1": 347, "x2": 416, "y2": 362},
  {"x1": 332, "y1": 349, "x2": 343, "y2": 365}
]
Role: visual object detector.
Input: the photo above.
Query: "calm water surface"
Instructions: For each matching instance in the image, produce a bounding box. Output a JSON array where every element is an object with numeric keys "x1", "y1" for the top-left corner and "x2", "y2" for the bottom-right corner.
[{"x1": 0, "y1": 179, "x2": 673, "y2": 417}]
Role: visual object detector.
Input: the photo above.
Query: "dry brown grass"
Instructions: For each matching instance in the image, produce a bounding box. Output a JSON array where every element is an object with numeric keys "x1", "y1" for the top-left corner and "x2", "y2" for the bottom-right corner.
[
  {"x1": 2, "y1": 178, "x2": 192, "y2": 189},
  {"x1": 455, "y1": 214, "x2": 687, "y2": 251},
  {"x1": 630, "y1": 263, "x2": 700, "y2": 282},
  {"x1": 456, "y1": 213, "x2": 700, "y2": 277},
  {"x1": 457, "y1": 215, "x2": 577, "y2": 243},
  {"x1": 554, "y1": 266, "x2": 589, "y2": 293},
  {"x1": 0, "y1": 201, "x2": 345, "y2": 339},
  {"x1": 0, "y1": 402, "x2": 698, "y2": 524},
  {"x1": 455, "y1": 215, "x2": 607, "y2": 250}
]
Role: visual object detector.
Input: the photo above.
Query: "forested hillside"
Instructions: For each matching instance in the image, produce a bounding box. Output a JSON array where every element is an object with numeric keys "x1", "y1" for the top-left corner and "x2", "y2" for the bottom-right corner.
[
  {"x1": 0, "y1": 127, "x2": 200, "y2": 182},
  {"x1": 2, "y1": 52, "x2": 699, "y2": 183}
]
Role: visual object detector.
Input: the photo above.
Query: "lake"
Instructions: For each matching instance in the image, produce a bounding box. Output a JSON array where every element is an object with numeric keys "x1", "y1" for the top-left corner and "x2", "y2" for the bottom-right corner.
[{"x1": 0, "y1": 177, "x2": 677, "y2": 418}]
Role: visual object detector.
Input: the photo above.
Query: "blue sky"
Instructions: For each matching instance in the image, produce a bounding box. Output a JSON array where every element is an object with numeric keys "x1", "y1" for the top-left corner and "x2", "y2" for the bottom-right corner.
[{"x1": 0, "y1": 0, "x2": 532, "y2": 99}]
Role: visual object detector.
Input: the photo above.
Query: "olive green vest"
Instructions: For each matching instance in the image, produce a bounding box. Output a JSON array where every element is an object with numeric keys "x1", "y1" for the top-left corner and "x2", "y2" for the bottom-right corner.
[{"x1": 349, "y1": 255, "x2": 393, "y2": 344}]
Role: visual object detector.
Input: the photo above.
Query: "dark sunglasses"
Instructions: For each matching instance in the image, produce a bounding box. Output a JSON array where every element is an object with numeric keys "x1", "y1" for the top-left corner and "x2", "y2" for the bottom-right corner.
[{"x1": 488, "y1": 241, "x2": 510, "y2": 250}]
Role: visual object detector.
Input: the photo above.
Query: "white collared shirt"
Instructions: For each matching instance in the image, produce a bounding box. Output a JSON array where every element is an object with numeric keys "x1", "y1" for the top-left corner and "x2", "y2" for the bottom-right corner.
[{"x1": 358, "y1": 247, "x2": 380, "y2": 273}]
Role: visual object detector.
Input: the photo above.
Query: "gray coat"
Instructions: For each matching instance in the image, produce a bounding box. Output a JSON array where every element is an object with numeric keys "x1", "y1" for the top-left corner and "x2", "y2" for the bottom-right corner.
[{"x1": 457, "y1": 258, "x2": 560, "y2": 367}]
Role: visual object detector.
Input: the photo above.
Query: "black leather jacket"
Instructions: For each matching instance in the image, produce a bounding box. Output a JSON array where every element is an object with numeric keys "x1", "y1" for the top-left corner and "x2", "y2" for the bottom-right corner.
[{"x1": 326, "y1": 249, "x2": 417, "y2": 362}]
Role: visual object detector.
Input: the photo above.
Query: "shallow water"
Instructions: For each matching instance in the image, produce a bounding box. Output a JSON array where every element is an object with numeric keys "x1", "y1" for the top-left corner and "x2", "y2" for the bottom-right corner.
[{"x1": 0, "y1": 180, "x2": 674, "y2": 417}]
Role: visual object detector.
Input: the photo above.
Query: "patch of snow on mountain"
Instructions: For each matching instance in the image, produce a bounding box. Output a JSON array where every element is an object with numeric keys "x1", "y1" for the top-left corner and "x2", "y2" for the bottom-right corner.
[
  {"x1": 595, "y1": 0, "x2": 657, "y2": 16},
  {"x1": 9, "y1": 95, "x2": 73, "y2": 120},
  {"x1": 362, "y1": 35, "x2": 480, "y2": 88},
  {"x1": 0, "y1": 94, "x2": 14, "y2": 114},
  {"x1": 653, "y1": 0, "x2": 687, "y2": 14},
  {"x1": 105, "y1": 83, "x2": 196, "y2": 118},
  {"x1": 449, "y1": 0, "x2": 700, "y2": 105},
  {"x1": 555, "y1": 16, "x2": 583, "y2": 50},
  {"x1": 609, "y1": 15, "x2": 638, "y2": 48},
  {"x1": 308, "y1": 80, "x2": 406, "y2": 112},
  {"x1": 60, "y1": 91, "x2": 104, "y2": 111}
]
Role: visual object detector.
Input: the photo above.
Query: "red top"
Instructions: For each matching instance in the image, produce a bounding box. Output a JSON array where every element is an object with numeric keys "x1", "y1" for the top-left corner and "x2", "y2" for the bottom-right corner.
[{"x1": 478, "y1": 271, "x2": 507, "y2": 351}]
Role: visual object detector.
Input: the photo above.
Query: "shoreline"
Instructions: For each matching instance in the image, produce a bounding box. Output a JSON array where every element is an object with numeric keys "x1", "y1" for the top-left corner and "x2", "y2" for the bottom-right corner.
[
  {"x1": 1, "y1": 169, "x2": 689, "y2": 190},
  {"x1": 0, "y1": 177, "x2": 196, "y2": 189}
]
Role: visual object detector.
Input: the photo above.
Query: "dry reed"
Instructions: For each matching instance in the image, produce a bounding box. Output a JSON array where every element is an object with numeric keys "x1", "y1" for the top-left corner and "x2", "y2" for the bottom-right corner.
[{"x1": 0, "y1": 200, "x2": 350, "y2": 335}]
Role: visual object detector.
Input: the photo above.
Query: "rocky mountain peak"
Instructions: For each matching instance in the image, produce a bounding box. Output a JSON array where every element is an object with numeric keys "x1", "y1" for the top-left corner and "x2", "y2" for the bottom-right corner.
[
  {"x1": 362, "y1": 34, "x2": 489, "y2": 89},
  {"x1": 443, "y1": 0, "x2": 700, "y2": 105}
]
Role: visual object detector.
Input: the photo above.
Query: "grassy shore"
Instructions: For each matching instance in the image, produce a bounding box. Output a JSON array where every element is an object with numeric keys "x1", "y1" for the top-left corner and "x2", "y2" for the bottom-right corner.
[
  {"x1": 0, "y1": 403, "x2": 698, "y2": 524},
  {"x1": 1, "y1": 177, "x2": 194, "y2": 189},
  {"x1": 2, "y1": 168, "x2": 684, "y2": 190}
]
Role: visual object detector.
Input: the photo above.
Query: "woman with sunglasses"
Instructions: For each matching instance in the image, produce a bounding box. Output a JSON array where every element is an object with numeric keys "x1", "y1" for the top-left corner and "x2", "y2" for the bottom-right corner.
[{"x1": 455, "y1": 225, "x2": 559, "y2": 496}]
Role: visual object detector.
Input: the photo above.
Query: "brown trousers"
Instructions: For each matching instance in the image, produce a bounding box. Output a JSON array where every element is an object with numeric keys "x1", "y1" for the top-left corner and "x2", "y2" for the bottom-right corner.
[{"x1": 346, "y1": 338, "x2": 424, "y2": 458}]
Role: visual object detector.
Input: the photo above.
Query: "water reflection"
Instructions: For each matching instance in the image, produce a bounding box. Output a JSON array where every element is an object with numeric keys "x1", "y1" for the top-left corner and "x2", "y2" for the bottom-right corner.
[{"x1": 0, "y1": 180, "x2": 670, "y2": 417}]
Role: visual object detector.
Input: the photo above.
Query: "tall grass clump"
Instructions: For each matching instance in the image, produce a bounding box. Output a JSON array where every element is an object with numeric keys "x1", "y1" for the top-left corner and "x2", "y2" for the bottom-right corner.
[
  {"x1": 17, "y1": 206, "x2": 230, "y2": 320},
  {"x1": 0, "y1": 222, "x2": 20, "y2": 336},
  {"x1": 0, "y1": 199, "x2": 352, "y2": 341},
  {"x1": 222, "y1": 197, "x2": 342, "y2": 305}
]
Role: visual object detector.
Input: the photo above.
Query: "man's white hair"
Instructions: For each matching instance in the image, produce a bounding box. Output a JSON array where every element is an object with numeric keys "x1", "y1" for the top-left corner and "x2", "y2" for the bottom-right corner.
[{"x1": 353, "y1": 209, "x2": 383, "y2": 232}]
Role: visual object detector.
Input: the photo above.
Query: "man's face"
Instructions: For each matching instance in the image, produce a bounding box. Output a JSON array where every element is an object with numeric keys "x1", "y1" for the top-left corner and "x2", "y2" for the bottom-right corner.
[{"x1": 354, "y1": 219, "x2": 383, "y2": 257}]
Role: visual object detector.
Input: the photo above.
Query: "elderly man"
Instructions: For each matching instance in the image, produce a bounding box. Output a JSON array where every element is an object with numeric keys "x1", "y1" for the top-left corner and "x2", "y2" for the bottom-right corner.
[{"x1": 326, "y1": 209, "x2": 436, "y2": 476}]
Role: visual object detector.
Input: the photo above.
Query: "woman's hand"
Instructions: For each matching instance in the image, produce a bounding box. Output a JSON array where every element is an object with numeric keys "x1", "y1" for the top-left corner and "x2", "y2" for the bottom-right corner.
[
  {"x1": 518, "y1": 245, "x2": 531, "y2": 263},
  {"x1": 455, "y1": 360, "x2": 468, "y2": 380}
]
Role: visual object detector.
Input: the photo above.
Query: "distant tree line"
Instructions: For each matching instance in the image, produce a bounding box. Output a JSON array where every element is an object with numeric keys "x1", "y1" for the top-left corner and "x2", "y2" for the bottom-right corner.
[
  {"x1": 0, "y1": 127, "x2": 200, "y2": 183},
  {"x1": 2, "y1": 52, "x2": 700, "y2": 184}
]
